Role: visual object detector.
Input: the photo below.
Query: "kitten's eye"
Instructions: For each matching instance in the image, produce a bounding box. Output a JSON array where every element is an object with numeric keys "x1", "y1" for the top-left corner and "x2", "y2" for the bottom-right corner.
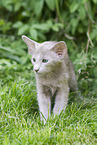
[
  {"x1": 42, "y1": 59, "x2": 48, "y2": 63},
  {"x1": 33, "y1": 58, "x2": 36, "y2": 62}
]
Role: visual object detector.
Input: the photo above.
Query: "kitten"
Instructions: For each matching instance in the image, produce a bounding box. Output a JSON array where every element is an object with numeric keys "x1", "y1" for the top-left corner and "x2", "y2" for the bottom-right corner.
[{"x1": 22, "y1": 35, "x2": 77, "y2": 123}]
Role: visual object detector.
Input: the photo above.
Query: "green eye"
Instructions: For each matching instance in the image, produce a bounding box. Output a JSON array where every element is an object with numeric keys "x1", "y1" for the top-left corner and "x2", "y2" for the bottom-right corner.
[
  {"x1": 33, "y1": 58, "x2": 36, "y2": 62},
  {"x1": 42, "y1": 59, "x2": 48, "y2": 63}
]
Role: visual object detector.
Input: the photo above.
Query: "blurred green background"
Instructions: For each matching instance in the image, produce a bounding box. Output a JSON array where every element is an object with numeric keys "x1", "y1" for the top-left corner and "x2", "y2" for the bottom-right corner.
[{"x1": 0, "y1": 0, "x2": 97, "y2": 92}]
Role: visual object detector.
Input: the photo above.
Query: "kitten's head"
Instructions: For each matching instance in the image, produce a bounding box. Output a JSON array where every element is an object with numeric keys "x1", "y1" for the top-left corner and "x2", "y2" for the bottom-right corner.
[{"x1": 22, "y1": 35, "x2": 67, "y2": 75}]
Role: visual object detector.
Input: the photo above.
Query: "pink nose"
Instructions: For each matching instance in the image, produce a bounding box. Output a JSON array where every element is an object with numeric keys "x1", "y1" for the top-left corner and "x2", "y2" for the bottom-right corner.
[{"x1": 34, "y1": 69, "x2": 39, "y2": 73}]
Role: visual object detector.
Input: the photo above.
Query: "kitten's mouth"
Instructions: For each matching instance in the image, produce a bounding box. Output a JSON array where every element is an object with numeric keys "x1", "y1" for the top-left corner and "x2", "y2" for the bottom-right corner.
[
  {"x1": 34, "y1": 68, "x2": 49, "y2": 75},
  {"x1": 34, "y1": 71, "x2": 39, "y2": 74},
  {"x1": 34, "y1": 70, "x2": 42, "y2": 74},
  {"x1": 34, "y1": 70, "x2": 47, "y2": 76}
]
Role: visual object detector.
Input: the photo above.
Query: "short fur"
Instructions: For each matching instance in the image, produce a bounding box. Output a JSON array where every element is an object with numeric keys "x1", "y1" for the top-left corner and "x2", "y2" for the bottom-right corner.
[{"x1": 22, "y1": 35, "x2": 77, "y2": 123}]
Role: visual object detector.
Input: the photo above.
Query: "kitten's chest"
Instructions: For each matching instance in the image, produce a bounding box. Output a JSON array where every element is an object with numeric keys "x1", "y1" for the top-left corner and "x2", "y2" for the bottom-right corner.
[
  {"x1": 40, "y1": 76, "x2": 62, "y2": 88},
  {"x1": 37, "y1": 74, "x2": 67, "y2": 90}
]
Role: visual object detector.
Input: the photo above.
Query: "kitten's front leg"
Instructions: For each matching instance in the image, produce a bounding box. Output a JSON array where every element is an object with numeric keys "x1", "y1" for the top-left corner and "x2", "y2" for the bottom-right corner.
[
  {"x1": 53, "y1": 85, "x2": 69, "y2": 116},
  {"x1": 37, "y1": 85, "x2": 51, "y2": 123}
]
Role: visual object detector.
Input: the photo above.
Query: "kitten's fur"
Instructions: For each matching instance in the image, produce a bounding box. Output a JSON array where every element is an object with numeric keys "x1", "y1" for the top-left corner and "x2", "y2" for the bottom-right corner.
[{"x1": 22, "y1": 35, "x2": 77, "y2": 123}]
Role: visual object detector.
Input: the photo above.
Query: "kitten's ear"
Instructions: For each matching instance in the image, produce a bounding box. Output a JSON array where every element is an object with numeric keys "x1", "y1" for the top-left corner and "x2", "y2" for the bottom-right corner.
[
  {"x1": 22, "y1": 35, "x2": 38, "y2": 55},
  {"x1": 51, "y1": 41, "x2": 67, "y2": 59}
]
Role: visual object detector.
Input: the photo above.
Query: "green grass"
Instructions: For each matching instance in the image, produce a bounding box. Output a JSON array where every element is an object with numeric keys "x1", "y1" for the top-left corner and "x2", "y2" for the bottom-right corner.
[{"x1": 0, "y1": 69, "x2": 97, "y2": 145}]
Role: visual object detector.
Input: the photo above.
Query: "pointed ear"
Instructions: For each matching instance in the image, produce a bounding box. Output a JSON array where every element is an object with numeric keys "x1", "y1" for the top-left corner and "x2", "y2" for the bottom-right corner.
[
  {"x1": 22, "y1": 35, "x2": 38, "y2": 55},
  {"x1": 51, "y1": 41, "x2": 67, "y2": 59}
]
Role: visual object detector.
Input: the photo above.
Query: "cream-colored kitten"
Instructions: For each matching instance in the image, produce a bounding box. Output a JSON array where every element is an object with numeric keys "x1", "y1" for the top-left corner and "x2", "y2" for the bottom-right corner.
[{"x1": 22, "y1": 35, "x2": 77, "y2": 123}]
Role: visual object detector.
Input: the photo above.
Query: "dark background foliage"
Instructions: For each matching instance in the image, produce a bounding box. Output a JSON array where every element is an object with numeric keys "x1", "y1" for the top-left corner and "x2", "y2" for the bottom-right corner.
[{"x1": 0, "y1": 0, "x2": 97, "y2": 93}]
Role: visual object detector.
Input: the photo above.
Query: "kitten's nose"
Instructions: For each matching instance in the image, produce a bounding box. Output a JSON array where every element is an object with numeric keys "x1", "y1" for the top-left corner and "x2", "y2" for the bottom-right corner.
[{"x1": 34, "y1": 69, "x2": 39, "y2": 73}]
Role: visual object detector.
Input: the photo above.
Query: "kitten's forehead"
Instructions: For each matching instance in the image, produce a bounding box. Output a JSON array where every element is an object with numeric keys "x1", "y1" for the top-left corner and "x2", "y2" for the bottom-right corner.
[
  {"x1": 33, "y1": 41, "x2": 57, "y2": 60},
  {"x1": 36, "y1": 41, "x2": 56, "y2": 51}
]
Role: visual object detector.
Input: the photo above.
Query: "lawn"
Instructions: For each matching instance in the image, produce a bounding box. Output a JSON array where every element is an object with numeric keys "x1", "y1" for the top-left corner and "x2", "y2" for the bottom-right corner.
[{"x1": 0, "y1": 69, "x2": 97, "y2": 145}]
